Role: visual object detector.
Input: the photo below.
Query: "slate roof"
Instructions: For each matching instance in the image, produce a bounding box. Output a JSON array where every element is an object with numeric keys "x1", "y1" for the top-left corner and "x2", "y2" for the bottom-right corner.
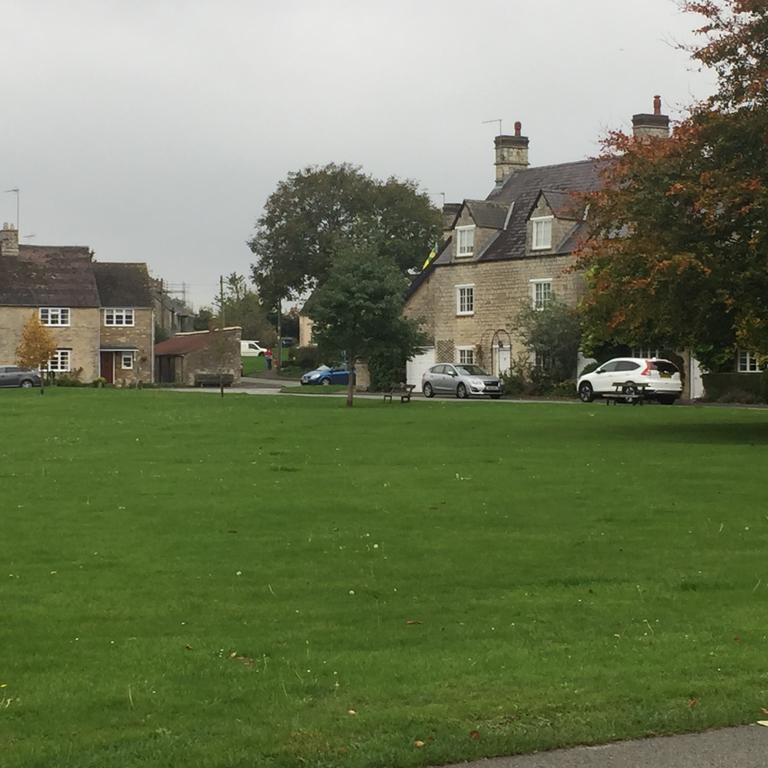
[
  {"x1": 538, "y1": 189, "x2": 585, "y2": 220},
  {"x1": 93, "y1": 262, "x2": 153, "y2": 307},
  {"x1": 0, "y1": 246, "x2": 100, "y2": 306},
  {"x1": 429, "y1": 159, "x2": 605, "y2": 268},
  {"x1": 155, "y1": 328, "x2": 241, "y2": 356},
  {"x1": 155, "y1": 332, "x2": 212, "y2": 356},
  {"x1": 463, "y1": 200, "x2": 510, "y2": 230}
]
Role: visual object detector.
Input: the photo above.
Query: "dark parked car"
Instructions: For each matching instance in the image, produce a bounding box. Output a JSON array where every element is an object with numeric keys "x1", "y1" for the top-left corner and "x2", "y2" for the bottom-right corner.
[
  {"x1": 0, "y1": 365, "x2": 42, "y2": 388},
  {"x1": 300, "y1": 365, "x2": 349, "y2": 385}
]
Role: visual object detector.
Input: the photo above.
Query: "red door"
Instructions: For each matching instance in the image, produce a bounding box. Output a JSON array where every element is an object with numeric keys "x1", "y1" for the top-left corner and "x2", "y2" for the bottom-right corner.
[{"x1": 100, "y1": 352, "x2": 114, "y2": 383}]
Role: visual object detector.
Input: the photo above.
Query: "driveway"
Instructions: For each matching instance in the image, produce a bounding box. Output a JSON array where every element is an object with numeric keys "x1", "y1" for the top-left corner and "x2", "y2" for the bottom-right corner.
[{"x1": 435, "y1": 725, "x2": 768, "y2": 768}]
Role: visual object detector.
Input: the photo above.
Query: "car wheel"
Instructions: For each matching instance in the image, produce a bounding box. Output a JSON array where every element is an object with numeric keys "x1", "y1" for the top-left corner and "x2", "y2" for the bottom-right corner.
[
  {"x1": 622, "y1": 382, "x2": 640, "y2": 404},
  {"x1": 578, "y1": 382, "x2": 594, "y2": 403},
  {"x1": 423, "y1": 382, "x2": 434, "y2": 398},
  {"x1": 321, "y1": 378, "x2": 331, "y2": 386},
  {"x1": 20, "y1": 380, "x2": 33, "y2": 388},
  {"x1": 456, "y1": 383, "x2": 468, "y2": 399}
]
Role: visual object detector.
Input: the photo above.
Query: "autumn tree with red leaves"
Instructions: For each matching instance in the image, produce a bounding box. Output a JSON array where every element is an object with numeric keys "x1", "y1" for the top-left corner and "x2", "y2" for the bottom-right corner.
[{"x1": 577, "y1": 1, "x2": 768, "y2": 370}]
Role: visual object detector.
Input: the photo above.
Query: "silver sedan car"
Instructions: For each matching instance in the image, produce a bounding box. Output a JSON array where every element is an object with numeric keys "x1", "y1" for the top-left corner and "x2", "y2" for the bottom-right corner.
[{"x1": 422, "y1": 363, "x2": 503, "y2": 399}]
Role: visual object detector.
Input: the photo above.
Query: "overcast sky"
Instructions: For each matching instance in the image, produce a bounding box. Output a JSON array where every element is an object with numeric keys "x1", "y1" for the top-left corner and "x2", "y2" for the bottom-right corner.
[{"x1": 2, "y1": 0, "x2": 716, "y2": 308}]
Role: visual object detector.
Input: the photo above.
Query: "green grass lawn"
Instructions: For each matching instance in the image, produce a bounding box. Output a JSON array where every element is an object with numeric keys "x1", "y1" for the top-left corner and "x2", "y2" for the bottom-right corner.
[
  {"x1": 2, "y1": 391, "x2": 768, "y2": 768},
  {"x1": 241, "y1": 355, "x2": 266, "y2": 376},
  {"x1": 281, "y1": 384, "x2": 348, "y2": 394}
]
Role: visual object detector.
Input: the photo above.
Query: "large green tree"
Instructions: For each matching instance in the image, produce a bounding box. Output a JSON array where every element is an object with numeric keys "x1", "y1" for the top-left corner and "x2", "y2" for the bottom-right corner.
[
  {"x1": 308, "y1": 240, "x2": 424, "y2": 407},
  {"x1": 249, "y1": 163, "x2": 441, "y2": 307},
  {"x1": 576, "y1": 0, "x2": 768, "y2": 370}
]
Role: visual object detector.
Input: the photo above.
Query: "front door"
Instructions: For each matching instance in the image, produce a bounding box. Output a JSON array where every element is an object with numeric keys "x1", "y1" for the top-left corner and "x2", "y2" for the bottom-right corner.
[
  {"x1": 494, "y1": 347, "x2": 511, "y2": 377},
  {"x1": 100, "y1": 352, "x2": 114, "y2": 383}
]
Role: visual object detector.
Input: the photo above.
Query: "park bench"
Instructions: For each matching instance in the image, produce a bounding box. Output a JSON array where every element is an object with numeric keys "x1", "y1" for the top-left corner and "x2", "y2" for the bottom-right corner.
[
  {"x1": 384, "y1": 383, "x2": 415, "y2": 403},
  {"x1": 194, "y1": 373, "x2": 234, "y2": 388},
  {"x1": 604, "y1": 381, "x2": 649, "y2": 405}
]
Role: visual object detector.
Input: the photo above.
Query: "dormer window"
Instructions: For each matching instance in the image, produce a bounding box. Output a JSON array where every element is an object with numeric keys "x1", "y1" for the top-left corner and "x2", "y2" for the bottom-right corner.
[
  {"x1": 455, "y1": 225, "x2": 475, "y2": 258},
  {"x1": 531, "y1": 216, "x2": 553, "y2": 250}
]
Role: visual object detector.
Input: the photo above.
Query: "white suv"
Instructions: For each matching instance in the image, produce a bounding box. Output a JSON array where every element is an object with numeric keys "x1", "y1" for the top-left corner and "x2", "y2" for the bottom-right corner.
[{"x1": 577, "y1": 358, "x2": 682, "y2": 404}]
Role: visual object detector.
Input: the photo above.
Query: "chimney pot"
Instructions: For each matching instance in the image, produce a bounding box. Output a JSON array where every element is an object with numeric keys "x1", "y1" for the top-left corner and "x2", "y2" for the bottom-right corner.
[
  {"x1": 514, "y1": 121, "x2": 522, "y2": 137},
  {"x1": 653, "y1": 95, "x2": 661, "y2": 115}
]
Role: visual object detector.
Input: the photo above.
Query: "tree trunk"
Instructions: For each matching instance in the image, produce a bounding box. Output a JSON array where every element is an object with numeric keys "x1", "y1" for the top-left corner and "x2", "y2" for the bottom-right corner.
[{"x1": 346, "y1": 355, "x2": 355, "y2": 408}]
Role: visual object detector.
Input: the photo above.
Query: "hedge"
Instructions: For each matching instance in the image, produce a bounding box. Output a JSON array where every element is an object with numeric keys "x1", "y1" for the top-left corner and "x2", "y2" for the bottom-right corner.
[{"x1": 701, "y1": 372, "x2": 768, "y2": 403}]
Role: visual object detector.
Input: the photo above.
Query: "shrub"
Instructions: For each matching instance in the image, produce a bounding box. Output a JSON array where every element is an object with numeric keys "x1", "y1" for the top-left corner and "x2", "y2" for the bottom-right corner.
[
  {"x1": 55, "y1": 368, "x2": 86, "y2": 387},
  {"x1": 295, "y1": 346, "x2": 321, "y2": 372},
  {"x1": 550, "y1": 380, "x2": 577, "y2": 398},
  {"x1": 701, "y1": 372, "x2": 768, "y2": 403}
]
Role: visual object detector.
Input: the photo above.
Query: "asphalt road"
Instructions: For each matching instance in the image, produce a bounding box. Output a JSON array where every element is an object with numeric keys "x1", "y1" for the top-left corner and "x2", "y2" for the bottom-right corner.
[{"x1": 434, "y1": 725, "x2": 768, "y2": 768}]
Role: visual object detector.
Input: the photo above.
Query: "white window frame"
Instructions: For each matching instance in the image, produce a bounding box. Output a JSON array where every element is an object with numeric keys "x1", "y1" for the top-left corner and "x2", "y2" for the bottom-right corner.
[
  {"x1": 530, "y1": 279, "x2": 553, "y2": 310},
  {"x1": 39, "y1": 307, "x2": 70, "y2": 327},
  {"x1": 455, "y1": 225, "x2": 475, "y2": 259},
  {"x1": 121, "y1": 353, "x2": 134, "y2": 370},
  {"x1": 46, "y1": 349, "x2": 71, "y2": 373},
  {"x1": 531, "y1": 215, "x2": 554, "y2": 251},
  {"x1": 456, "y1": 284, "x2": 475, "y2": 316},
  {"x1": 737, "y1": 350, "x2": 761, "y2": 373},
  {"x1": 632, "y1": 347, "x2": 660, "y2": 359},
  {"x1": 456, "y1": 346, "x2": 475, "y2": 366},
  {"x1": 104, "y1": 308, "x2": 135, "y2": 327}
]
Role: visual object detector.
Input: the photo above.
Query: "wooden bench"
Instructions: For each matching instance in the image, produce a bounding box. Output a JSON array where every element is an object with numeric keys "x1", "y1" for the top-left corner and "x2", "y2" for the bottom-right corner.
[
  {"x1": 384, "y1": 383, "x2": 415, "y2": 403},
  {"x1": 605, "y1": 381, "x2": 649, "y2": 406},
  {"x1": 194, "y1": 373, "x2": 234, "y2": 388}
]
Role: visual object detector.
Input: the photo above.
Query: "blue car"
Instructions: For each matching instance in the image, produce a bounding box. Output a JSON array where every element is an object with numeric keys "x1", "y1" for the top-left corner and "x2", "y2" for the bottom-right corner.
[{"x1": 300, "y1": 365, "x2": 349, "y2": 385}]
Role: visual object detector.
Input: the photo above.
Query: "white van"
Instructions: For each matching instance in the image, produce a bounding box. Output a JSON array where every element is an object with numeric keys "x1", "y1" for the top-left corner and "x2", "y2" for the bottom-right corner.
[{"x1": 240, "y1": 340, "x2": 266, "y2": 357}]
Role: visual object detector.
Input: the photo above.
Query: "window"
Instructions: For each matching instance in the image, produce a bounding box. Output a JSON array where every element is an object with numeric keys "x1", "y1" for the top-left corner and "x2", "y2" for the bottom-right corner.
[
  {"x1": 456, "y1": 347, "x2": 475, "y2": 366},
  {"x1": 455, "y1": 226, "x2": 475, "y2": 258},
  {"x1": 530, "y1": 279, "x2": 552, "y2": 310},
  {"x1": 456, "y1": 284, "x2": 475, "y2": 316},
  {"x1": 39, "y1": 307, "x2": 70, "y2": 326},
  {"x1": 121, "y1": 353, "x2": 134, "y2": 370},
  {"x1": 738, "y1": 350, "x2": 761, "y2": 373},
  {"x1": 616, "y1": 361, "x2": 641, "y2": 372},
  {"x1": 104, "y1": 308, "x2": 135, "y2": 326},
  {"x1": 531, "y1": 216, "x2": 553, "y2": 250},
  {"x1": 632, "y1": 347, "x2": 660, "y2": 359},
  {"x1": 534, "y1": 350, "x2": 552, "y2": 371},
  {"x1": 46, "y1": 349, "x2": 71, "y2": 373}
]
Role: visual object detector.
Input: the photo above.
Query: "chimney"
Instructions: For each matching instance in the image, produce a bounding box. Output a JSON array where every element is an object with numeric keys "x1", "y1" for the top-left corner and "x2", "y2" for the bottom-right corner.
[
  {"x1": 494, "y1": 121, "x2": 529, "y2": 188},
  {"x1": 632, "y1": 95, "x2": 670, "y2": 140},
  {"x1": 0, "y1": 222, "x2": 19, "y2": 258}
]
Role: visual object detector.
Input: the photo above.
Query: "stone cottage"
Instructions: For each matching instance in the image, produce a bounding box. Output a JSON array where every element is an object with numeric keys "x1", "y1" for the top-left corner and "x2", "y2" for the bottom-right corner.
[{"x1": 0, "y1": 224, "x2": 155, "y2": 384}]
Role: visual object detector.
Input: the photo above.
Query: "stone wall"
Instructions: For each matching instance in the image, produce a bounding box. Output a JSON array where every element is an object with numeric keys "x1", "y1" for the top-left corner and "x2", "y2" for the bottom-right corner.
[
  {"x1": 172, "y1": 329, "x2": 242, "y2": 386},
  {"x1": 0, "y1": 306, "x2": 101, "y2": 380},
  {"x1": 100, "y1": 307, "x2": 154, "y2": 384},
  {"x1": 405, "y1": 255, "x2": 583, "y2": 371}
]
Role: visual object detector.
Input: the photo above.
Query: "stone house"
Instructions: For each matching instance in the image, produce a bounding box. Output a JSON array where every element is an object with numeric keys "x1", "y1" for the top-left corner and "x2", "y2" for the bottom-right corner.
[
  {"x1": 0, "y1": 224, "x2": 155, "y2": 384},
  {"x1": 403, "y1": 100, "x2": 712, "y2": 398}
]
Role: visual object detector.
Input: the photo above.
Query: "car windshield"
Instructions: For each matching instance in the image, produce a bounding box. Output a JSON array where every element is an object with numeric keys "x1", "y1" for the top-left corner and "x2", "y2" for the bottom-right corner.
[
  {"x1": 456, "y1": 365, "x2": 488, "y2": 376},
  {"x1": 313, "y1": 366, "x2": 331, "y2": 373}
]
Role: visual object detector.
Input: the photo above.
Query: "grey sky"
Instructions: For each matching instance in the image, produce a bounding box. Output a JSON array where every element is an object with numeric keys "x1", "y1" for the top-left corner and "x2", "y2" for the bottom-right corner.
[{"x1": 1, "y1": 0, "x2": 715, "y2": 308}]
